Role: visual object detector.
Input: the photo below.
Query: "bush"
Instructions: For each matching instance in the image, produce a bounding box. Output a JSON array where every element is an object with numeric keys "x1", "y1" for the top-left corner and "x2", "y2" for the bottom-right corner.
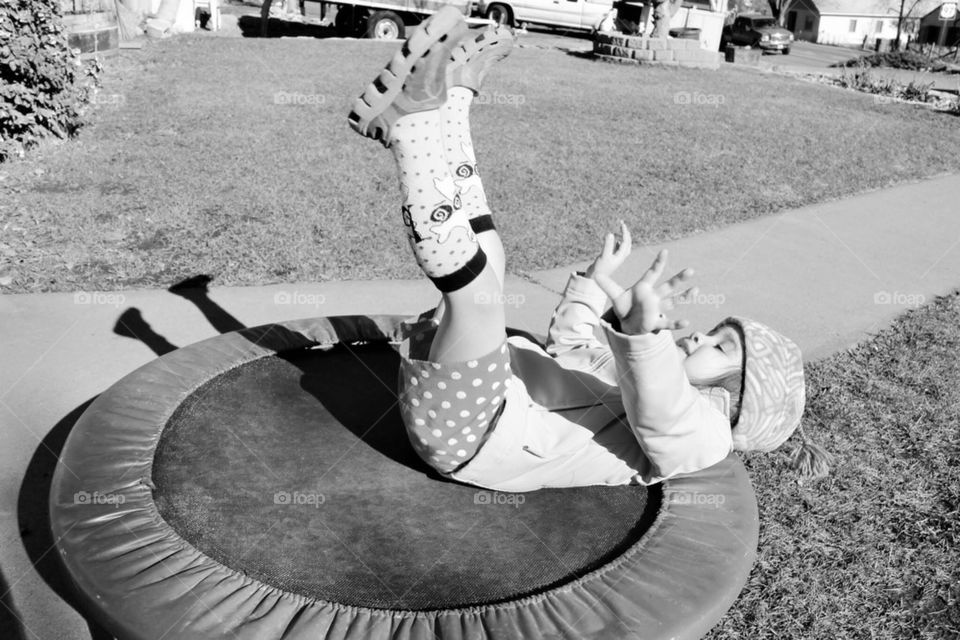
[
  {"x1": 0, "y1": 0, "x2": 100, "y2": 162},
  {"x1": 833, "y1": 64, "x2": 935, "y2": 103},
  {"x1": 830, "y1": 50, "x2": 948, "y2": 72}
]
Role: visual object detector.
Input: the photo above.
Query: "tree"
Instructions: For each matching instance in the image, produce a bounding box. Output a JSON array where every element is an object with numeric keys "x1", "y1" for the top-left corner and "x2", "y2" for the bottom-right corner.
[
  {"x1": 895, "y1": 0, "x2": 928, "y2": 49},
  {"x1": 766, "y1": 0, "x2": 793, "y2": 23},
  {"x1": 726, "y1": 0, "x2": 771, "y2": 22},
  {"x1": 650, "y1": 0, "x2": 684, "y2": 37}
]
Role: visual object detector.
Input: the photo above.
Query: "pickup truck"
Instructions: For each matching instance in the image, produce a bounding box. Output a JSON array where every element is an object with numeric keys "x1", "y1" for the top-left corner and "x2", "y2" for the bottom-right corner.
[
  {"x1": 328, "y1": 0, "x2": 492, "y2": 38},
  {"x1": 721, "y1": 14, "x2": 794, "y2": 53},
  {"x1": 476, "y1": 0, "x2": 613, "y2": 32},
  {"x1": 266, "y1": 0, "x2": 489, "y2": 39}
]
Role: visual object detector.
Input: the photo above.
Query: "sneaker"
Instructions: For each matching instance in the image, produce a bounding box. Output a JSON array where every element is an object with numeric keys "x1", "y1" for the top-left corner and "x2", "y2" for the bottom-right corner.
[
  {"x1": 447, "y1": 24, "x2": 515, "y2": 95},
  {"x1": 348, "y1": 6, "x2": 468, "y2": 147}
]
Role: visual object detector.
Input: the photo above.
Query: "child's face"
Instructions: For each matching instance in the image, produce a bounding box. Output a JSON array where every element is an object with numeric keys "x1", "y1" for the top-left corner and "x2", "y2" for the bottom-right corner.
[{"x1": 677, "y1": 325, "x2": 743, "y2": 386}]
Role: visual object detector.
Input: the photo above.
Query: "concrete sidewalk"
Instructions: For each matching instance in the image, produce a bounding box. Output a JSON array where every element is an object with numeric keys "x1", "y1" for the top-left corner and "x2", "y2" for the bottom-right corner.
[{"x1": 1, "y1": 172, "x2": 959, "y2": 640}]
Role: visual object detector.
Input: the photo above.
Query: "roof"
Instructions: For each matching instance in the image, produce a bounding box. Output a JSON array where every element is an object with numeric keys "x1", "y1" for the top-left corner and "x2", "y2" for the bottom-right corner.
[{"x1": 806, "y1": 0, "x2": 944, "y2": 17}]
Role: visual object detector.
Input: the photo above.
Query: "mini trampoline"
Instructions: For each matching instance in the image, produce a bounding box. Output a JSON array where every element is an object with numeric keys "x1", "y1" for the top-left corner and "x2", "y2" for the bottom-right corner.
[{"x1": 50, "y1": 315, "x2": 759, "y2": 640}]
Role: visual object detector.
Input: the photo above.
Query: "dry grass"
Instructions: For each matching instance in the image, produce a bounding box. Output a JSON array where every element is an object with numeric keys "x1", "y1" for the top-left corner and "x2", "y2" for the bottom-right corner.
[
  {"x1": 708, "y1": 290, "x2": 960, "y2": 639},
  {"x1": 1, "y1": 34, "x2": 959, "y2": 294}
]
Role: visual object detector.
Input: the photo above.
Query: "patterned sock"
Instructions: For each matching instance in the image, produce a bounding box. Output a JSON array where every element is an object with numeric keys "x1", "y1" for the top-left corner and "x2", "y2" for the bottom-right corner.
[
  {"x1": 390, "y1": 109, "x2": 486, "y2": 293},
  {"x1": 439, "y1": 86, "x2": 495, "y2": 235}
]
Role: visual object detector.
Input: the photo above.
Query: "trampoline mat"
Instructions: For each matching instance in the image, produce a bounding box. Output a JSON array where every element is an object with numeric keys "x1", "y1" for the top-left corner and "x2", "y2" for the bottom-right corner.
[{"x1": 153, "y1": 342, "x2": 659, "y2": 611}]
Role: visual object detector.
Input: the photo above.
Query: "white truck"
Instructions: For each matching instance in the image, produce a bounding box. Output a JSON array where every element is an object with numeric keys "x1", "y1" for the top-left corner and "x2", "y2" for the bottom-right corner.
[
  {"x1": 284, "y1": 0, "x2": 490, "y2": 39},
  {"x1": 476, "y1": 0, "x2": 613, "y2": 32},
  {"x1": 267, "y1": 0, "x2": 610, "y2": 39}
]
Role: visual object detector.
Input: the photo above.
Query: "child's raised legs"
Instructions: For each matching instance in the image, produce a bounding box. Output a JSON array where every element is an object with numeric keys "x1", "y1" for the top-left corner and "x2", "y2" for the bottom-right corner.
[{"x1": 348, "y1": 9, "x2": 516, "y2": 472}]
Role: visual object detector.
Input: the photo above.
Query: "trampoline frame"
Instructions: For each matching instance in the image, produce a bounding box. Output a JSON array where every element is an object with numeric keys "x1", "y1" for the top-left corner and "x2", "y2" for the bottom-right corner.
[{"x1": 50, "y1": 315, "x2": 759, "y2": 640}]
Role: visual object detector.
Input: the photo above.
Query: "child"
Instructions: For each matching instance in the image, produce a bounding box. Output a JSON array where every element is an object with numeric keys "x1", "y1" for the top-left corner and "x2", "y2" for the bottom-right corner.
[{"x1": 348, "y1": 8, "x2": 813, "y2": 491}]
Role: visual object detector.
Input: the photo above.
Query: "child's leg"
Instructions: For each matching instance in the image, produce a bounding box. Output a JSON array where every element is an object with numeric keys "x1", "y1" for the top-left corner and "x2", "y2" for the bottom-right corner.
[
  {"x1": 437, "y1": 87, "x2": 505, "y2": 288},
  {"x1": 349, "y1": 13, "x2": 516, "y2": 473},
  {"x1": 438, "y1": 26, "x2": 514, "y2": 288},
  {"x1": 348, "y1": 9, "x2": 505, "y2": 364},
  {"x1": 425, "y1": 26, "x2": 515, "y2": 363}
]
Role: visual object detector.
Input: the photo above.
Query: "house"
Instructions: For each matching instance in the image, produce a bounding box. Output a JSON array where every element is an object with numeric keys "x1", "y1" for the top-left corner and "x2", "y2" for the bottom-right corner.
[
  {"x1": 783, "y1": 0, "x2": 943, "y2": 46},
  {"x1": 917, "y1": 3, "x2": 960, "y2": 45}
]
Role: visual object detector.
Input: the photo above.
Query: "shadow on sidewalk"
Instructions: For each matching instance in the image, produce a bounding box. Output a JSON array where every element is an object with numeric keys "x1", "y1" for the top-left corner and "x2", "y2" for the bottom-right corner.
[
  {"x1": 16, "y1": 398, "x2": 115, "y2": 640},
  {"x1": 0, "y1": 566, "x2": 27, "y2": 640},
  {"x1": 15, "y1": 274, "x2": 241, "y2": 639}
]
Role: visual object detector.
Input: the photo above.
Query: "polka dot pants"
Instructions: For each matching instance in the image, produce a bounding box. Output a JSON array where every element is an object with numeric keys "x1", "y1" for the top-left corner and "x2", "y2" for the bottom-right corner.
[{"x1": 399, "y1": 341, "x2": 512, "y2": 473}]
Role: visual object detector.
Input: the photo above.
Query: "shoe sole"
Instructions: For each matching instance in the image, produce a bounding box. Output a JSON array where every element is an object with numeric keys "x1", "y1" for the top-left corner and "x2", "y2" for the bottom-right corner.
[
  {"x1": 348, "y1": 7, "x2": 468, "y2": 146},
  {"x1": 447, "y1": 25, "x2": 514, "y2": 94}
]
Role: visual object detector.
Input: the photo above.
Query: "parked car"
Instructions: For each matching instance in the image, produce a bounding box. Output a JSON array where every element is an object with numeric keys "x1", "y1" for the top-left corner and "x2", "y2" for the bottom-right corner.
[
  {"x1": 721, "y1": 14, "x2": 794, "y2": 54},
  {"x1": 476, "y1": 0, "x2": 613, "y2": 32}
]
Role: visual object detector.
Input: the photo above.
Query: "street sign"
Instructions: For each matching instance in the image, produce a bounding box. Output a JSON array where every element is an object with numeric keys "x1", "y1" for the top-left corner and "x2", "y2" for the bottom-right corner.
[{"x1": 940, "y1": 2, "x2": 957, "y2": 20}]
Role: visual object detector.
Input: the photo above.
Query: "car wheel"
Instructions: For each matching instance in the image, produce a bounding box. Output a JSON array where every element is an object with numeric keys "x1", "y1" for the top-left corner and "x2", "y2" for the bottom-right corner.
[
  {"x1": 485, "y1": 3, "x2": 513, "y2": 27},
  {"x1": 366, "y1": 10, "x2": 404, "y2": 39},
  {"x1": 782, "y1": 47, "x2": 790, "y2": 55}
]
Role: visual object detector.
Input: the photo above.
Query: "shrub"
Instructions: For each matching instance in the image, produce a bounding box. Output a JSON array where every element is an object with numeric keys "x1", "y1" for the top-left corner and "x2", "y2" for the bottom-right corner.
[
  {"x1": 897, "y1": 79, "x2": 934, "y2": 103},
  {"x1": 830, "y1": 50, "x2": 948, "y2": 72},
  {"x1": 0, "y1": 0, "x2": 100, "y2": 162},
  {"x1": 833, "y1": 64, "x2": 934, "y2": 104}
]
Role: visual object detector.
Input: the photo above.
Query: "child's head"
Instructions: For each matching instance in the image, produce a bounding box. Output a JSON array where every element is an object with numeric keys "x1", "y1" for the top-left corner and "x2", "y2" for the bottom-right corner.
[{"x1": 678, "y1": 317, "x2": 805, "y2": 452}]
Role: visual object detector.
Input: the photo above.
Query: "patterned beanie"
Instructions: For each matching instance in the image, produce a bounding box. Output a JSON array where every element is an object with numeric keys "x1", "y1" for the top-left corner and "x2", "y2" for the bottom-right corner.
[{"x1": 715, "y1": 317, "x2": 805, "y2": 452}]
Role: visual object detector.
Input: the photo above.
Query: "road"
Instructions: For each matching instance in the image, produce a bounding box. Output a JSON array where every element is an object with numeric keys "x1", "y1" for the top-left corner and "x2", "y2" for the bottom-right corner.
[
  {"x1": 759, "y1": 40, "x2": 857, "y2": 69},
  {"x1": 517, "y1": 29, "x2": 959, "y2": 91}
]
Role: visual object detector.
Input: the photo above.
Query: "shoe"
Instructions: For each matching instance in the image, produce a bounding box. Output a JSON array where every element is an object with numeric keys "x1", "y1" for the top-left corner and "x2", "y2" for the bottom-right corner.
[
  {"x1": 447, "y1": 24, "x2": 514, "y2": 94},
  {"x1": 348, "y1": 6, "x2": 468, "y2": 147}
]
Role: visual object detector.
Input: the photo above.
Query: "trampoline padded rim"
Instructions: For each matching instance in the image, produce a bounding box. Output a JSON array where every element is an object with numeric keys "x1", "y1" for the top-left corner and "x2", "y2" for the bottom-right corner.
[{"x1": 50, "y1": 314, "x2": 759, "y2": 640}]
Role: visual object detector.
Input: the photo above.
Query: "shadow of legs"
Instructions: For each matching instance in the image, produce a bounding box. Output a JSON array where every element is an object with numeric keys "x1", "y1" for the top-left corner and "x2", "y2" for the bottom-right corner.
[
  {"x1": 114, "y1": 308, "x2": 178, "y2": 356},
  {"x1": 168, "y1": 275, "x2": 246, "y2": 334}
]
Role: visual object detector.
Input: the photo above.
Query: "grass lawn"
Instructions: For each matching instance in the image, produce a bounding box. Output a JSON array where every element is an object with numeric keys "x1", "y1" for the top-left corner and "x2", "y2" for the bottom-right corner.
[
  {"x1": 1, "y1": 34, "x2": 960, "y2": 292},
  {"x1": 709, "y1": 290, "x2": 960, "y2": 639}
]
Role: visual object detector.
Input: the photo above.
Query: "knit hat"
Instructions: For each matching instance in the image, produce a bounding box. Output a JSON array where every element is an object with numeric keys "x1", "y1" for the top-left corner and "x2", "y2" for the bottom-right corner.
[
  {"x1": 713, "y1": 317, "x2": 831, "y2": 478},
  {"x1": 715, "y1": 317, "x2": 805, "y2": 452}
]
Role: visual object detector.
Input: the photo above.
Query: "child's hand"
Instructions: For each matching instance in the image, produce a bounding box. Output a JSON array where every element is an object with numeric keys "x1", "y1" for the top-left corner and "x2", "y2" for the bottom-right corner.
[
  {"x1": 594, "y1": 249, "x2": 697, "y2": 335},
  {"x1": 583, "y1": 221, "x2": 631, "y2": 282}
]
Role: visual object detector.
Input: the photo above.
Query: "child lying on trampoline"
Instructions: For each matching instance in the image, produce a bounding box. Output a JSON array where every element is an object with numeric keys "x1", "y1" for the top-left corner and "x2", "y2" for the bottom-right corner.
[{"x1": 348, "y1": 8, "x2": 810, "y2": 491}]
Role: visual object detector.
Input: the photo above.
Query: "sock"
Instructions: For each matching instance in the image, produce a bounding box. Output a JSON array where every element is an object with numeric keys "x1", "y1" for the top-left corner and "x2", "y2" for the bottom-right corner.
[
  {"x1": 438, "y1": 87, "x2": 494, "y2": 235},
  {"x1": 390, "y1": 110, "x2": 486, "y2": 293}
]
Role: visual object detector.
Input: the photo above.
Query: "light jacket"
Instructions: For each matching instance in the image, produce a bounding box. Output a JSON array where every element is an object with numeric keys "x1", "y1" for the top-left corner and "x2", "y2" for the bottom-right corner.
[{"x1": 445, "y1": 272, "x2": 734, "y2": 492}]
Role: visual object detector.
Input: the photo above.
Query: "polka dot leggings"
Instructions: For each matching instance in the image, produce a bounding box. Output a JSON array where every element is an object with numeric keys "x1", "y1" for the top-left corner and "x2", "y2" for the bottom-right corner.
[{"x1": 399, "y1": 341, "x2": 512, "y2": 473}]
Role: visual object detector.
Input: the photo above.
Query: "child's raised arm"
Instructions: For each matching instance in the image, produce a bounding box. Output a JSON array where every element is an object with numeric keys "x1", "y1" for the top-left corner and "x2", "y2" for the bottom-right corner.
[
  {"x1": 594, "y1": 248, "x2": 697, "y2": 335},
  {"x1": 545, "y1": 222, "x2": 631, "y2": 357},
  {"x1": 583, "y1": 220, "x2": 632, "y2": 282}
]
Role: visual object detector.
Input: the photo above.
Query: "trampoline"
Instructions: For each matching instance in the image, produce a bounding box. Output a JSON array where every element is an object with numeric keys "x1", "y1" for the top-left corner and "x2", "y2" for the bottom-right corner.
[{"x1": 50, "y1": 315, "x2": 759, "y2": 640}]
